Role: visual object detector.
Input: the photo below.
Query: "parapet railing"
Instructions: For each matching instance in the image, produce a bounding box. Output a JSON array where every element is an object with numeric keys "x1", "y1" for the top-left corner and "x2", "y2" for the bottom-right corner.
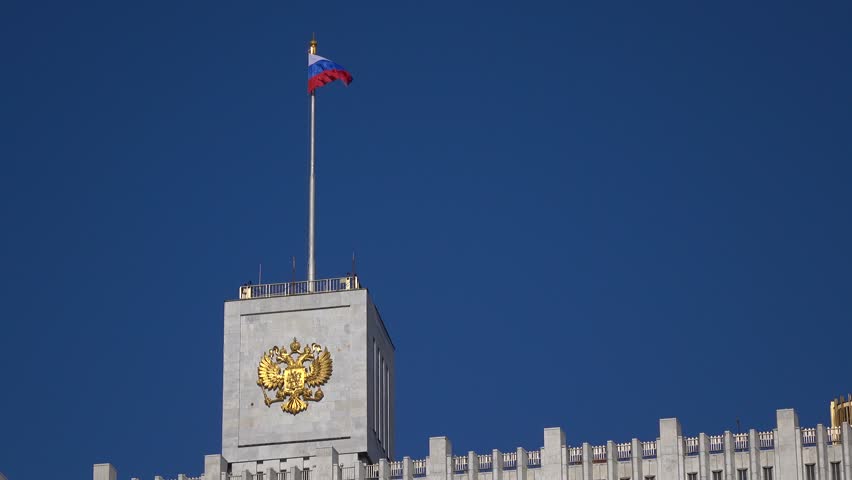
[
  {"x1": 412, "y1": 459, "x2": 427, "y2": 477},
  {"x1": 502, "y1": 452, "x2": 517, "y2": 469},
  {"x1": 616, "y1": 442, "x2": 632, "y2": 460},
  {"x1": 759, "y1": 431, "x2": 775, "y2": 449},
  {"x1": 453, "y1": 456, "x2": 468, "y2": 473},
  {"x1": 390, "y1": 461, "x2": 403, "y2": 478},
  {"x1": 568, "y1": 446, "x2": 583, "y2": 465},
  {"x1": 592, "y1": 445, "x2": 607, "y2": 463},
  {"x1": 734, "y1": 433, "x2": 749, "y2": 451},
  {"x1": 214, "y1": 426, "x2": 841, "y2": 480},
  {"x1": 238, "y1": 276, "x2": 361, "y2": 299},
  {"x1": 527, "y1": 450, "x2": 541, "y2": 468},
  {"x1": 828, "y1": 426, "x2": 841, "y2": 444},
  {"x1": 477, "y1": 454, "x2": 493, "y2": 471},
  {"x1": 684, "y1": 437, "x2": 699, "y2": 455},
  {"x1": 642, "y1": 441, "x2": 657, "y2": 458},
  {"x1": 709, "y1": 435, "x2": 724, "y2": 453},
  {"x1": 802, "y1": 427, "x2": 816, "y2": 446}
]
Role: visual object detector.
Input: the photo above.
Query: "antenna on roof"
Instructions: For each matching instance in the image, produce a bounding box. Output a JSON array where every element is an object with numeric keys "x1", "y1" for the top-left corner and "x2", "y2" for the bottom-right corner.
[
  {"x1": 258, "y1": 263, "x2": 262, "y2": 285},
  {"x1": 352, "y1": 250, "x2": 357, "y2": 278},
  {"x1": 291, "y1": 256, "x2": 297, "y2": 283}
]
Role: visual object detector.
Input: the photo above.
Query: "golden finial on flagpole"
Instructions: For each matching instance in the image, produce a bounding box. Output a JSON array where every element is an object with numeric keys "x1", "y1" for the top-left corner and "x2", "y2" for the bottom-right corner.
[{"x1": 309, "y1": 33, "x2": 317, "y2": 55}]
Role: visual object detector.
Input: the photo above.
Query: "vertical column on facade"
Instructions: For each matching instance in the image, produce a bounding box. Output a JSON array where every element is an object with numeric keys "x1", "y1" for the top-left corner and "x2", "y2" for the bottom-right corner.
[
  {"x1": 291, "y1": 465, "x2": 303, "y2": 480},
  {"x1": 840, "y1": 422, "x2": 851, "y2": 480},
  {"x1": 816, "y1": 425, "x2": 827, "y2": 480},
  {"x1": 607, "y1": 441, "x2": 618, "y2": 480},
  {"x1": 468, "y1": 451, "x2": 479, "y2": 480},
  {"x1": 428, "y1": 437, "x2": 452, "y2": 480},
  {"x1": 544, "y1": 427, "x2": 567, "y2": 480},
  {"x1": 699, "y1": 433, "x2": 710, "y2": 480},
  {"x1": 493, "y1": 449, "x2": 504, "y2": 480},
  {"x1": 356, "y1": 461, "x2": 366, "y2": 480},
  {"x1": 724, "y1": 432, "x2": 734, "y2": 480},
  {"x1": 776, "y1": 409, "x2": 802, "y2": 480},
  {"x1": 403, "y1": 457, "x2": 414, "y2": 480},
  {"x1": 315, "y1": 447, "x2": 340, "y2": 480},
  {"x1": 518, "y1": 447, "x2": 529, "y2": 480},
  {"x1": 749, "y1": 430, "x2": 760, "y2": 480},
  {"x1": 266, "y1": 467, "x2": 277, "y2": 480},
  {"x1": 659, "y1": 418, "x2": 683, "y2": 480},
  {"x1": 380, "y1": 459, "x2": 390, "y2": 480},
  {"x1": 205, "y1": 455, "x2": 229, "y2": 480},
  {"x1": 631, "y1": 439, "x2": 643, "y2": 480},
  {"x1": 583, "y1": 443, "x2": 594, "y2": 480},
  {"x1": 179, "y1": 475, "x2": 188, "y2": 480},
  {"x1": 93, "y1": 464, "x2": 118, "y2": 480}
]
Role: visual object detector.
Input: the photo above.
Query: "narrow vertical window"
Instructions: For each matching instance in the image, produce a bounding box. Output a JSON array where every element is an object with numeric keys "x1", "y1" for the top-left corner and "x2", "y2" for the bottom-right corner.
[
  {"x1": 805, "y1": 465, "x2": 815, "y2": 480},
  {"x1": 830, "y1": 463, "x2": 840, "y2": 480},
  {"x1": 384, "y1": 363, "x2": 389, "y2": 451},
  {"x1": 762, "y1": 467, "x2": 772, "y2": 480},
  {"x1": 379, "y1": 354, "x2": 384, "y2": 444},
  {"x1": 373, "y1": 340, "x2": 377, "y2": 434},
  {"x1": 737, "y1": 469, "x2": 748, "y2": 480},
  {"x1": 713, "y1": 471, "x2": 722, "y2": 480},
  {"x1": 688, "y1": 473, "x2": 697, "y2": 480}
]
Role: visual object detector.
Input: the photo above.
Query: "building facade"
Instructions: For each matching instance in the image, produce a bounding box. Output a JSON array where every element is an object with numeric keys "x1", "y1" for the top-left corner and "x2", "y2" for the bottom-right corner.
[{"x1": 93, "y1": 279, "x2": 852, "y2": 480}]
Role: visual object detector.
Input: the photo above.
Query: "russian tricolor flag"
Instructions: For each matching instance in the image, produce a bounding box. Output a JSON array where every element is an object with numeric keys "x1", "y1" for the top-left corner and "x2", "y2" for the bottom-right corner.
[{"x1": 308, "y1": 54, "x2": 353, "y2": 94}]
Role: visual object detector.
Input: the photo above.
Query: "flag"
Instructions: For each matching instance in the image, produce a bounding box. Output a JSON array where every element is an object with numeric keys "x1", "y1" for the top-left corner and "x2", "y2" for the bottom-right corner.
[{"x1": 308, "y1": 54, "x2": 353, "y2": 94}]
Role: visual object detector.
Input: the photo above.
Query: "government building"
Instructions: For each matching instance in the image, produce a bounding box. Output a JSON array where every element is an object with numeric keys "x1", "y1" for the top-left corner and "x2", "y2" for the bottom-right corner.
[{"x1": 93, "y1": 277, "x2": 852, "y2": 480}]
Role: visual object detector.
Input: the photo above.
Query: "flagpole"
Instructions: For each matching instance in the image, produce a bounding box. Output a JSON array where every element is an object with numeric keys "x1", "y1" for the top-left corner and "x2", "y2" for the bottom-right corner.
[{"x1": 308, "y1": 37, "x2": 317, "y2": 289}]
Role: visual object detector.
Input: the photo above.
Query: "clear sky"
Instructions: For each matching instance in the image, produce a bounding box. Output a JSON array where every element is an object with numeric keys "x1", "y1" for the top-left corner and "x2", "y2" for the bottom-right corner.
[{"x1": 1, "y1": 1, "x2": 850, "y2": 479}]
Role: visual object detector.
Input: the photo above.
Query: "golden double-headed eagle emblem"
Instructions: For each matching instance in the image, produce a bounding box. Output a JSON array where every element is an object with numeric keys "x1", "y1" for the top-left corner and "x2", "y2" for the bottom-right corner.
[{"x1": 256, "y1": 338, "x2": 333, "y2": 415}]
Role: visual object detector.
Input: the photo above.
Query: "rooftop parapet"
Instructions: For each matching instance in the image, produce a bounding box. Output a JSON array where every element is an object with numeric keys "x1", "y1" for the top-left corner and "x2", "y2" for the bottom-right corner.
[{"x1": 237, "y1": 275, "x2": 361, "y2": 300}]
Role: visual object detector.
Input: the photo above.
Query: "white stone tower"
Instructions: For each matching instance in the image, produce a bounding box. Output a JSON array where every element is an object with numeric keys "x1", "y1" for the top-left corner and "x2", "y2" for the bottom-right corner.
[{"x1": 218, "y1": 278, "x2": 395, "y2": 474}]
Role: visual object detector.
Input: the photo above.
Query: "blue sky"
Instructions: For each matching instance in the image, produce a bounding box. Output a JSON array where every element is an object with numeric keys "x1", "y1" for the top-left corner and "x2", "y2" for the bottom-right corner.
[{"x1": 1, "y1": 1, "x2": 851, "y2": 479}]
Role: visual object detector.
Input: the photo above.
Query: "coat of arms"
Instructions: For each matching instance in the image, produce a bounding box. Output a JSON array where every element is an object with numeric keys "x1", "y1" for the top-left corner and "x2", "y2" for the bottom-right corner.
[{"x1": 256, "y1": 338, "x2": 333, "y2": 415}]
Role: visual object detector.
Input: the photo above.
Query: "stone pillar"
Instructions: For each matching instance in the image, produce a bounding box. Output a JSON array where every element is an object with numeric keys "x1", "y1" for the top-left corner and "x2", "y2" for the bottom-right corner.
[
  {"x1": 469, "y1": 451, "x2": 480, "y2": 480},
  {"x1": 544, "y1": 428, "x2": 567, "y2": 480},
  {"x1": 776, "y1": 409, "x2": 801, "y2": 480},
  {"x1": 517, "y1": 447, "x2": 529, "y2": 480},
  {"x1": 841, "y1": 422, "x2": 851, "y2": 480},
  {"x1": 659, "y1": 418, "x2": 683, "y2": 480},
  {"x1": 93, "y1": 464, "x2": 117, "y2": 480},
  {"x1": 724, "y1": 432, "x2": 734, "y2": 480},
  {"x1": 179, "y1": 475, "x2": 188, "y2": 480},
  {"x1": 749, "y1": 430, "x2": 760, "y2": 480},
  {"x1": 428, "y1": 437, "x2": 452, "y2": 480},
  {"x1": 356, "y1": 461, "x2": 366, "y2": 480},
  {"x1": 155, "y1": 476, "x2": 165, "y2": 480},
  {"x1": 699, "y1": 433, "x2": 710, "y2": 480},
  {"x1": 582, "y1": 443, "x2": 593, "y2": 480},
  {"x1": 267, "y1": 467, "x2": 277, "y2": 480},
  {"x1": 379, "y1": 459, "x2": 390, "y2": 480},
  {"x1": 607, "y1": 441, "x2": 618, "y2": 480},
  {"x1": 316, "y1": 447, "x2": 340, "y2": 480},
  {"x1": 291, "y1": 465, "x2": 303, "y2": 480},
  {"x1": 206, "y1": 454, "x2": 230, "y2": 480},
  {"x1": 404, "y1": 457, "x2": 414, "y2": 480},
  {"x1": 816, "y1": 425, "x2": 827, "y2": 480},
  {"x1": 493, "y1": 449, "x2": 504, "y2": 480},
  {"x1": 631, "y1": 439, "x2": 643, "y2": 480}
]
